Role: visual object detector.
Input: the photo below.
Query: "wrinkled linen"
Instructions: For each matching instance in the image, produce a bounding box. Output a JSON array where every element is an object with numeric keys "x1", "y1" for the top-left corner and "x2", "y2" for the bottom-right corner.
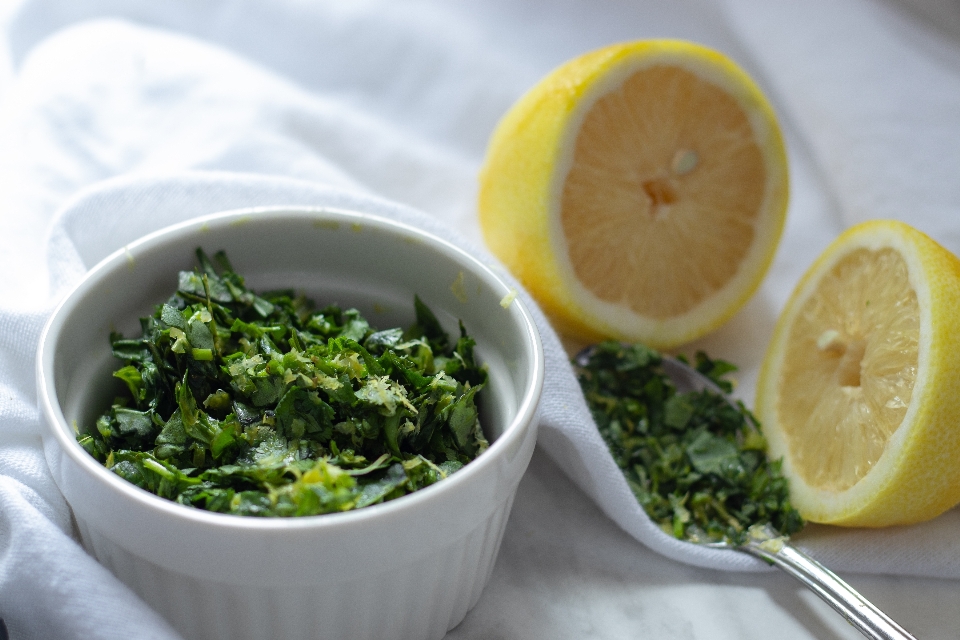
[{"x1": 2, "y1": 0, "x2": 960, "y2": 638}]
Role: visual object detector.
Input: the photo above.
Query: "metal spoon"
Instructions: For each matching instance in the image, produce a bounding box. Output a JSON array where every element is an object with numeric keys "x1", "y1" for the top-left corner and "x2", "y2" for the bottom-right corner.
[{"x1": 575, "y1": 348, "x2": 917, "y2": 640}]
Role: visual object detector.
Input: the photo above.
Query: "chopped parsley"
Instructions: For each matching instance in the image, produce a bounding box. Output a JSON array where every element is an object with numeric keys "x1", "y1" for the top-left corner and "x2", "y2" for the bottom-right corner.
[
  {"x1": 78, "y1": 248, "x2": 489, "y2": 517},
  {"x1": 575, "y1": 341, "x2": 803, "y2": 545}
]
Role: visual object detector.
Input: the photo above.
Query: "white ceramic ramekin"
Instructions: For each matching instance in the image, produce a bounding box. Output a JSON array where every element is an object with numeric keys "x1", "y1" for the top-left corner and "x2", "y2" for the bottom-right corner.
[{"x1": 37, "y1": 207, "x2": 543, "y2": 640}]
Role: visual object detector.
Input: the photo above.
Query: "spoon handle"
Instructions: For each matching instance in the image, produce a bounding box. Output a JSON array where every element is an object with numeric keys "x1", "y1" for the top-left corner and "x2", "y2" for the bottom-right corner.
[{"x1": 737, "y1": 540, "x2": 916, "y2": 640}]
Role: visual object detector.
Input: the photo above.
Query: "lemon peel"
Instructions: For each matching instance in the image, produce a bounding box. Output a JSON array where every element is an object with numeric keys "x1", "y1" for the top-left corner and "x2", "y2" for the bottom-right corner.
[{"x1": 479, "y1": 39, "x2": 788, "y2": 348}]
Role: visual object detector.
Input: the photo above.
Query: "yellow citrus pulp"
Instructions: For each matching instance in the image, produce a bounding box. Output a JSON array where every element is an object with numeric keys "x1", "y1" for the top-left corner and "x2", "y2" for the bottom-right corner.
[
  {"x1": 756, "y1": 220, "x2": 960, "y2": 526},
  {"x1": 478, "y1": 40, "x2": 789, "y2": 349}
]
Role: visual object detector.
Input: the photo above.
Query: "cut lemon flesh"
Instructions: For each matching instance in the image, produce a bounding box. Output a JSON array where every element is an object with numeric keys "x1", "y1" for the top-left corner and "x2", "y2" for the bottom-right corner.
[
  {"x1": 563, "y1": 64, "x2": 765, "y2": 319},
  {"x1": 479, "y1": 40, "x2": 788, "y2": 348},
  {"x1": 757, "y1": 220, "x2": 960, "y2": 526},
  {"x1": 781, "y1": 247, "x2": 918, "y2": 492}
]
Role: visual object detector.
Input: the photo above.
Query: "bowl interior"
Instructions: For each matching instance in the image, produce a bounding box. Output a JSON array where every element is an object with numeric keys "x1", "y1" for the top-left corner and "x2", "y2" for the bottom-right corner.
[{"x1": 47, "y1": 207, "x2": 541, "y2": 511}]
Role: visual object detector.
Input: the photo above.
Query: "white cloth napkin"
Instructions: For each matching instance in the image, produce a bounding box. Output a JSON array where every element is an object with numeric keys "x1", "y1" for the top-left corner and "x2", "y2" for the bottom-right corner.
[{"x1": 2, "y1": 0, "x2": 960, "y2": 638}]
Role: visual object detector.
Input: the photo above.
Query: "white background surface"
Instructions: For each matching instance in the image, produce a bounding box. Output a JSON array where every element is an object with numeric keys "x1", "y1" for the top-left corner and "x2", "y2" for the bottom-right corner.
[{"x1": 3, "y1": 0, "x2": 960, "y2": 638}]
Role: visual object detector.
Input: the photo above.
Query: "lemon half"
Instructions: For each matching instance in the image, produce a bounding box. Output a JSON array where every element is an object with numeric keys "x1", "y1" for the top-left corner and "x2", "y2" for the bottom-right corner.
[
  {"x1": 757, "y1": 220, "x2": 960, "y2": 526},
  {"x1": 479, "y1": 40, "x2": 789, "y2": 349}
]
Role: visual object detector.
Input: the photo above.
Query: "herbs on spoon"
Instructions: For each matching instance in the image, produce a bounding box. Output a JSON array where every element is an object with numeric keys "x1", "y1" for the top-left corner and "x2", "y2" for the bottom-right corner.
[{"x1": 574, "y1": 341, "x2": 803, "y2": 545}]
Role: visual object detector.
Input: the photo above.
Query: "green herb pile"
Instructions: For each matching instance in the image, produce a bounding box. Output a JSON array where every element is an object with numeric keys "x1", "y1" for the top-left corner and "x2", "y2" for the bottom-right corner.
[
  {"x1": 79, "y1": 249, "x2": 489, "y2": 517},
  {"x1": 575, "y1": 341, "x2": 803, "y2": 545}
]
